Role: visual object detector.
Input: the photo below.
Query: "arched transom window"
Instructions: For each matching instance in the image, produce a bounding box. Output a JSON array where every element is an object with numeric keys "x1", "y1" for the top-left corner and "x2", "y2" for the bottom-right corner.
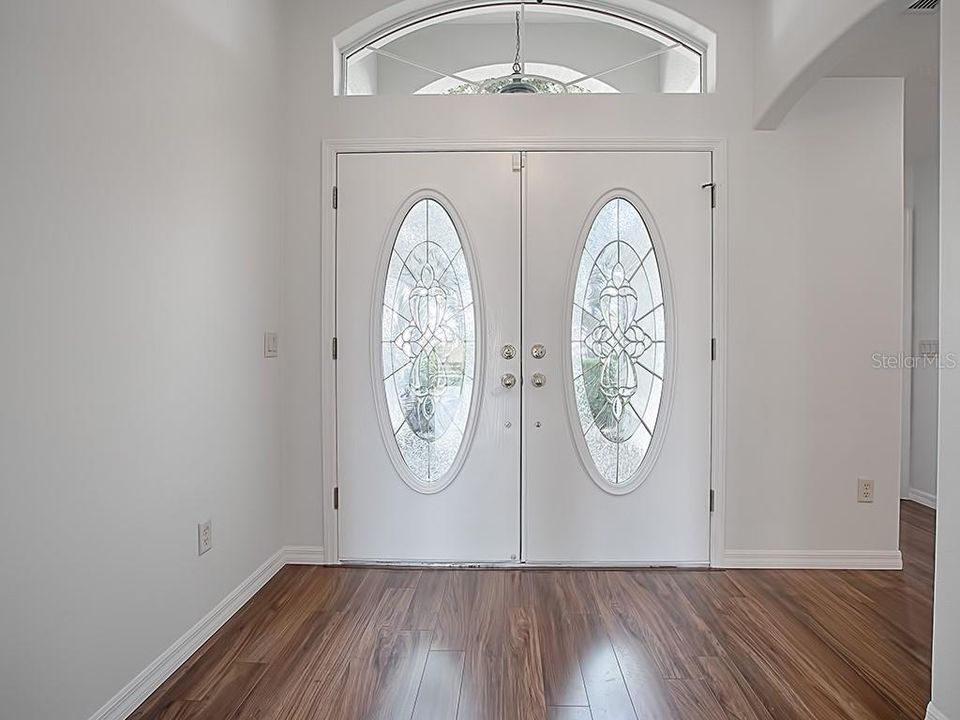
[{"x1": 341, "y1": 2, "x2": 706, "y2": 96}]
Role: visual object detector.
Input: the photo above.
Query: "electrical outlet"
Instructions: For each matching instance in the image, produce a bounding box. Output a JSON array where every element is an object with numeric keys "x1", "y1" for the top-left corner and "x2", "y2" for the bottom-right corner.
[
  {"x1": 198, "y1": 520, "x2": 212, "y2": 555},
  {"x1": 264, "y1": 331, "x2": 278, "y2": 358},
  {"x1": 857, "y1": 478, "x2": 874, "y2": 503}
]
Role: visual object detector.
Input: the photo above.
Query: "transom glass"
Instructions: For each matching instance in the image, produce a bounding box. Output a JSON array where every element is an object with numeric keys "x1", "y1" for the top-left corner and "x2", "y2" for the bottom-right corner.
[{"x1": 343, "y1": 2, "x2": 705, "y2": 96}]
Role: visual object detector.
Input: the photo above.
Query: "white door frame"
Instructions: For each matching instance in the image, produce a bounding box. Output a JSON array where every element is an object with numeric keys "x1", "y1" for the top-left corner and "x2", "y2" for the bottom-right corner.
[{"x1": 320, "y1": 137, "x2": 729, "y2": 567}]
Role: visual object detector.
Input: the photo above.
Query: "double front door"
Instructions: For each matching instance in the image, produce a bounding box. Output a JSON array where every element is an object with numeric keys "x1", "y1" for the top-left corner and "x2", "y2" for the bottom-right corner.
[{"x1": 336, "y1": 150, "x2": 713, "y2": 565}]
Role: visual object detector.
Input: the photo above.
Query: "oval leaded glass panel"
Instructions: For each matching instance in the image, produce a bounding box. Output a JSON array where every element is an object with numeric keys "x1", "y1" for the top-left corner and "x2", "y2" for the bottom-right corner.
[
  {"x1": 571, "y1": 197, "x2": 666, "y2": 488},
  {"x1": 381, "y1": 198, "x2": 476, "y2": 487}
]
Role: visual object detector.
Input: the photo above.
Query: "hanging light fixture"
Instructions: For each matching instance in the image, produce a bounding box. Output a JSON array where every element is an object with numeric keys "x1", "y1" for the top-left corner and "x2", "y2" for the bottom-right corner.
[
  {"x1": 497, "y1": 10, "x2": 536, "y2": 93},
  {"x1": 478, "y1": 5, "x2": 568, "y2": 95}
]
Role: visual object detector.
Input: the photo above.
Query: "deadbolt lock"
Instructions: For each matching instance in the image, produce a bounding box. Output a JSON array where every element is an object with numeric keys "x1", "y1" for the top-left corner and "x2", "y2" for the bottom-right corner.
[
  {"x1": 531, "y1": 344, "x2": 546, "y2": 359},
  {"x1": 501, "y1": 344, "x2": 517, "y2": 360}
]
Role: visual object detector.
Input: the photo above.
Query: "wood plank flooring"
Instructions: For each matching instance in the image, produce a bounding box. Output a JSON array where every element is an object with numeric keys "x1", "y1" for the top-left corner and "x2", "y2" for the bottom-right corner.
[{"x1": 132, "y1": 501, "x2": 935, "y2": 720}]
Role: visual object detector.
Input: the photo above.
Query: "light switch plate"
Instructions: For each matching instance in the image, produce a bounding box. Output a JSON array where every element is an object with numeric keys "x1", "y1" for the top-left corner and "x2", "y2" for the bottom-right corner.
[
  {"x1": 919, "y1": 339, "x2": 939, "y2": 358},
  {"x1": 198, "y1": 520, "x2": 212, "y2": 555},
  {"x1": 264, "y1": 332, "x2": 279, "y2": 358}
]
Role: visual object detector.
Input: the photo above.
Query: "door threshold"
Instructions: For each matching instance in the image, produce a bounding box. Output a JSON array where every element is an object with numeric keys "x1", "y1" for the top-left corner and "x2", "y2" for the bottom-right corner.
[{"x1": 336, "y1": 560, "x2": 711, "y2": 569}]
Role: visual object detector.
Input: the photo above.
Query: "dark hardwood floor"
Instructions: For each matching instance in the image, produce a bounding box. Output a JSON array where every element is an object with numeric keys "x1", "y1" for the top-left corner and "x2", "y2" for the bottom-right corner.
[{"x1": 132, "y1": 501, "x2": 935, "y2": 719}]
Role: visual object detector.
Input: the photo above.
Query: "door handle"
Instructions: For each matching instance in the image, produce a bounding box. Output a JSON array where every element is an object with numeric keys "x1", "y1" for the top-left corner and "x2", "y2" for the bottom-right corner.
[
  {"x1": 531, "y1": 373, "x2": 546, "y2": 388},
  {"x1": 501, "y1": 373, "x2": 518, "y2": 389}
]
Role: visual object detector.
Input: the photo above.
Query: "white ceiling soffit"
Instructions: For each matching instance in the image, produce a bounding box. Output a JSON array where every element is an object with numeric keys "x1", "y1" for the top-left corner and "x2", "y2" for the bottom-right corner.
[{"x1": 754, "y1": 0, "x2": 910, "y2": 130}]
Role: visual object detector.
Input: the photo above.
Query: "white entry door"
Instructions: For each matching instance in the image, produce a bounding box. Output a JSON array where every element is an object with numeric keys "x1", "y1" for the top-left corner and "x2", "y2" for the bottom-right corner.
[
  {"x1": 523, "y1": 152, "x2": 714, "y2": 564},
  {"x1": 336, "y1": 150, "x2": 712, "y2": 565},
  {"x1": 336, "y1": 152, "x2": 521, "y2": 562}
]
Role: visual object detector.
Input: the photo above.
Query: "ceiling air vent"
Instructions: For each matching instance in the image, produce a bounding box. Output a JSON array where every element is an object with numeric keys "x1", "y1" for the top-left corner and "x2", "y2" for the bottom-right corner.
[{"x1": 906, "y1": 0, "x2": 939, "y2": 12}]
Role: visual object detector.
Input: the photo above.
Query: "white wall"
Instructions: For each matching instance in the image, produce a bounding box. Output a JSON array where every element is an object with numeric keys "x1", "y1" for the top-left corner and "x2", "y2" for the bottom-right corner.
[
  {"x1": 931, "y1": 2, "x2": 960, "y2": 717},
  {"x1": 753, "y1": 0, "x2": 900, "y2": 129},
  {"x1": 826, "y1": 8, "x2": 940, "y2": 509},
  {"x1": 0, "y1": 1, "x2": 283, "y2": 718},
  {"x1": 279, "y1": 0, "x2": 904, "y2": 560},
  {"x1": 910, "y1": 157, "x2": 940, "y2": 505},
  {"x1": 726, "y1": 77, "x2": 904, "y2": 554}
]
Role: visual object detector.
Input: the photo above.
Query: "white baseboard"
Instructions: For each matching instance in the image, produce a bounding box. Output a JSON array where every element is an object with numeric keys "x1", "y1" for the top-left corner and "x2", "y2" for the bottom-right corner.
[
  {"x1": 718, "y1": 549, "x2": 903, "y2": 570},
  {"x1": 89, "y1": 550, "x2": 285, "y2": 720},
  {"x1": 88, "y1": 547, "x2": 326, "y2": 720},
  {"x1": 282, "y1": 545, "x2": 327, "y2": 564},
  {"x1": 927, "y1": 702, "x2": 950, "y2": 720},
  {"x1": 908, "y1": 488, "x2": 937, "y2": 509}
]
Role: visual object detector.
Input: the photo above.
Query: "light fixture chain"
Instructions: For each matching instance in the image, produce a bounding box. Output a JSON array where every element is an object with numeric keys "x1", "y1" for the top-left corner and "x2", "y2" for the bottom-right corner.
[{"x1": 513, "y1": 10, "x2": 522, "y2": 75}]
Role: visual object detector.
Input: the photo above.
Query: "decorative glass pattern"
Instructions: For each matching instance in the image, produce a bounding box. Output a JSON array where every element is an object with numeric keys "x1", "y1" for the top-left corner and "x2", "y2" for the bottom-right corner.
[
  {"x1": 381, "y1": 198, "x2": 475, "y2": 486},
  {"x1": 572, "y1": 198, "x2": 666, "y2": 487}
]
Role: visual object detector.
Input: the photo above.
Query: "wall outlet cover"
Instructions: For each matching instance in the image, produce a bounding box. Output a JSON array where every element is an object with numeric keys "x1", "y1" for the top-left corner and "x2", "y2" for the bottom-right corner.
[{"x1": 857, "y1": 478, "x2": 874, "y2": 503}]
